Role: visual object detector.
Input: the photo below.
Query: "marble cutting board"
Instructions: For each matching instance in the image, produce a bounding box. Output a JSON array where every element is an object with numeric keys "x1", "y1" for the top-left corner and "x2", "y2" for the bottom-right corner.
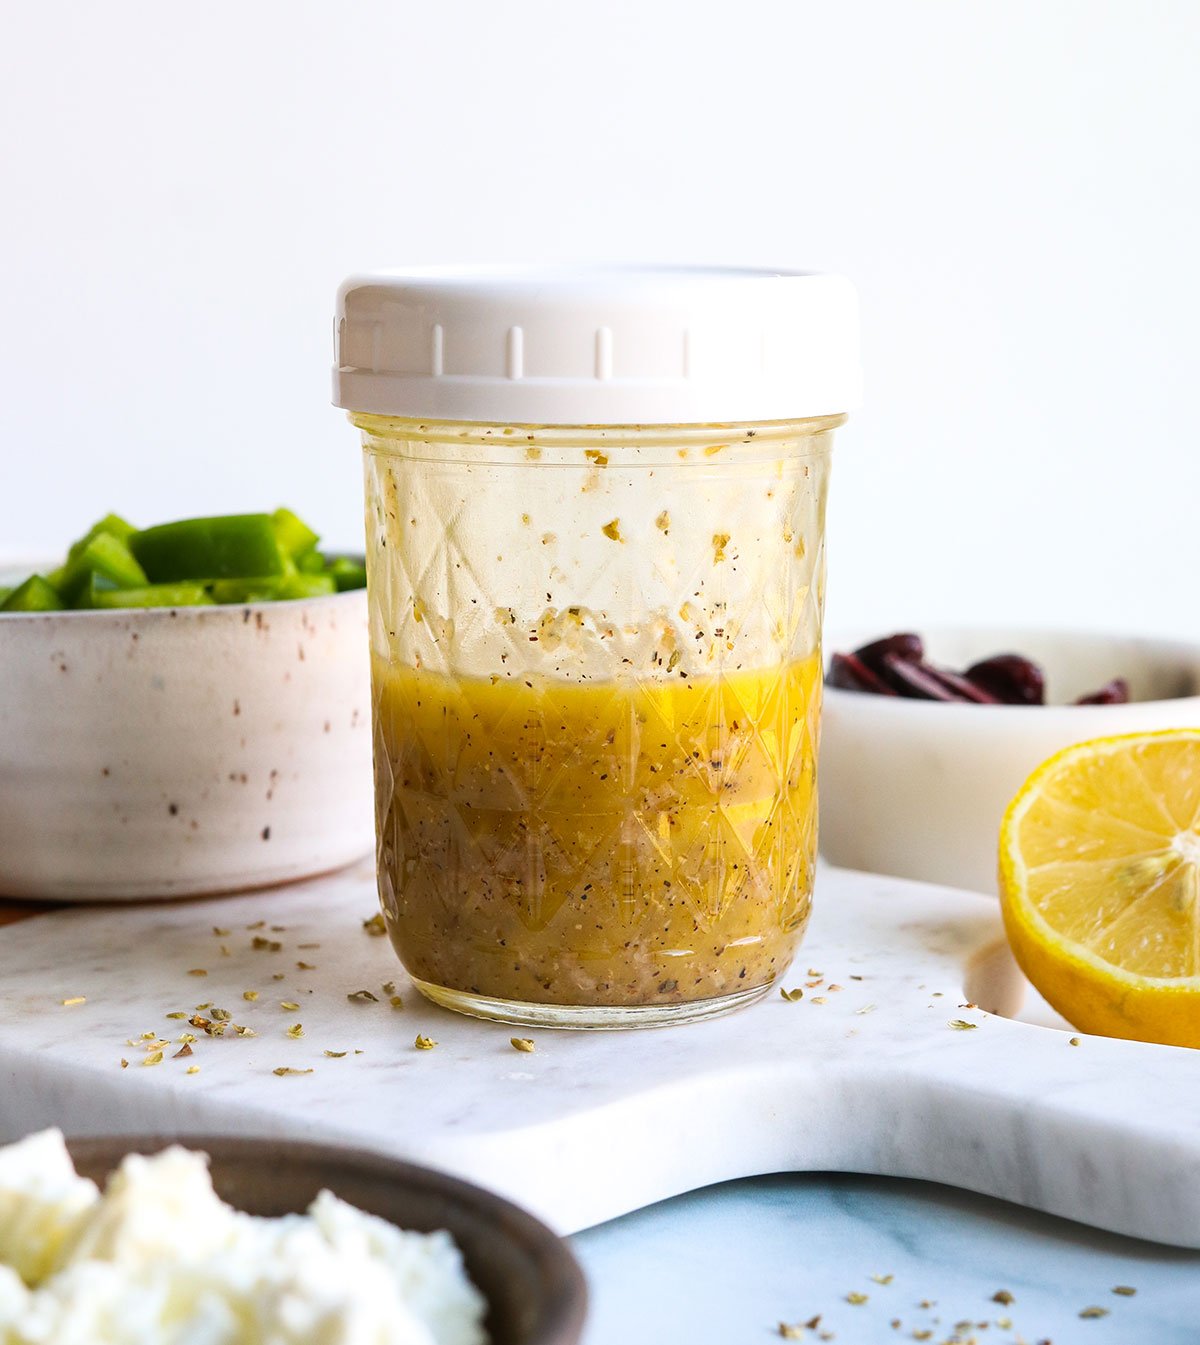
[{"x1": 0, "y1": 861, "x2": 1197, "y2": 1248}]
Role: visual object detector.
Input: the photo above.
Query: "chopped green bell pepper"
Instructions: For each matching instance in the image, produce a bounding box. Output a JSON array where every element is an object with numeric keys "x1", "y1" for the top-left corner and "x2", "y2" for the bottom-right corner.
[
  {"x1": 66, "y1": 513, "x2": 137, "y2": 560},
  {"x1": 326, "y1": 556, "x2": 368, "y2": 592},
  {"x1": 207, "y1": 572, "x2": 336, "y2": 603},
  {"x1": 1, "y1": 508, "x2": 366, "y2": 615},
  {"x1": 206, "y1": 576, "x2": 285, "y2": 603},
  {"x1": 91, "y1": 582, "x2": 214, "y2": 608},
  {"x1": 278, "y1": 572, "x2": 336, "y2": 599},
  {"x1": 2, "y1": 575, "x2": 64, "y2": 612},
  {"x1": 49, "y1": 531, "x2": 148, "y2": 602},
  {"x1": 131, "y1": 515, "x2": 286, "y2": 583},
  {"x1": 272, "y1": 507, "x2": 320, "y2": 560}
]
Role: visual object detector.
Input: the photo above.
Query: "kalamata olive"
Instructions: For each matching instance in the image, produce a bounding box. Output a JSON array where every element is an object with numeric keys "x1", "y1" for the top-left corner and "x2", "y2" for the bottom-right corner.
[
  {"x1": 965, "y1": 654, "x2": 1046, "y2": 706},
  {"x1": 853, "y1": 633, "x2": 924, "y2": 679},
  {"x1": 1075, "y1": 677, "x2": 1130, "y2": 706},
  {"x1": 831, "y1": 632, "x2": 1129, "y2": 708},
  {"x1": 827, "y1": 652, "x2": 896, "y2": 695},
  {"x1": 922, "y1": 664, "x2": 1001, "y2": 704},
  {"x1": 880, "y1": 653, "x2": 968, "y2": 701}
]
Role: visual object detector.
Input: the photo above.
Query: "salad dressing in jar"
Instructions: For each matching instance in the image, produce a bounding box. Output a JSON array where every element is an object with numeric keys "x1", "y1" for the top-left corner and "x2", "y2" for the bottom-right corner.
[{"x1": 334, "y1": 267, "x2": 860, "y2": 1027}]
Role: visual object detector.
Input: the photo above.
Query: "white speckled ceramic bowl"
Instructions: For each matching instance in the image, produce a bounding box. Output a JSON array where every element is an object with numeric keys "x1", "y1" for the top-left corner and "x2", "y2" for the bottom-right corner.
[
  {"x1": 819, "y1": 628, "x2": 1200, "y2": 895},
  {"x1": 0, "y1": 587, "x2": 373, "y2": 900}
]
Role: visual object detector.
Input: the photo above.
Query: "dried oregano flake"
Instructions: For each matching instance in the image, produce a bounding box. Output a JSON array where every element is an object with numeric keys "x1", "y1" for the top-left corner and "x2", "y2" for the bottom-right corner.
[{"x1": 777, "y1": 1315, "x2": 822, "y2": 1338}]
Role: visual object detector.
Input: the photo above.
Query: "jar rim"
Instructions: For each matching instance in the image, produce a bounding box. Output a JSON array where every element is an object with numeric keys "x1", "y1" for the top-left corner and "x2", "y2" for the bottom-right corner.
[{"x1": 349, "y1": 413, "x2": 845, "y2": 458}]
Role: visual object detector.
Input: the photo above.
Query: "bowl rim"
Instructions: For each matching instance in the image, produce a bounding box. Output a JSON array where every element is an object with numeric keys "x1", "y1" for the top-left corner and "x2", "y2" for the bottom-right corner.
[
  {"x1": 64, "y1": 1133, "x2": 588, "y2": 1345},
  {"x1": 0, "y1": 584, "x2": 367, "y2": 622},
  {"x1": 0, "y1": 554, "x2": 367, "y2": 621}
]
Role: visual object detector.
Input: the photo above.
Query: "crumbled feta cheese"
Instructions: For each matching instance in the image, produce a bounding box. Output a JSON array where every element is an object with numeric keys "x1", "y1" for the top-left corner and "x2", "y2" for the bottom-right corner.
[
  {"x1": 0, "y1": 1130, "x2": 99, "y2": 1285},
  {"x1": 64, "y1": 1147, "x2": 237, "y2": 1270},
  {"x1": 0, "y1": 1133, "x2": 487, "y2": 1345},
  {"x1": 310, "y1": 1191, "x2": 486, "y2": 1345},
  {"x1": 0, "y1": 1266, "x2": 31, "y2": 1329}
]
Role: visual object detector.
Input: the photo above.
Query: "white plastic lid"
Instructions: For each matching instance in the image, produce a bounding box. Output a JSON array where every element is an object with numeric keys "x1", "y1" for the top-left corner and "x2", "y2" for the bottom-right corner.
[{"x1": 333, "y1": 265, "x2": 861, "y2": 425}]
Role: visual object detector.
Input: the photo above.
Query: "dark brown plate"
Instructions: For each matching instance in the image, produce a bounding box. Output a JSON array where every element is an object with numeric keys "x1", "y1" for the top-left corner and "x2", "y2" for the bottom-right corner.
[{"x1": 67, "y1": 1136, "x2": 587, "y2": 1345}]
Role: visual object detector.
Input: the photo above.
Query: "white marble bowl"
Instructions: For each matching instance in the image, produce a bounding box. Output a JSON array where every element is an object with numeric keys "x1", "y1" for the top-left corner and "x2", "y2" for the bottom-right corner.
[
  {"x1": 0, "y1": 589, "x2": 374, "y2": 901},
  {"x1": 819, "y1": 628, "x2": 1200, "y2": 894}
]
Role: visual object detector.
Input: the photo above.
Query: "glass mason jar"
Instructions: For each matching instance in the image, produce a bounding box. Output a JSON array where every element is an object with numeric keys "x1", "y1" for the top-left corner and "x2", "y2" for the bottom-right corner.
[{"x1": 335, "y1": 268, "x2": 860, "y2": 1028}]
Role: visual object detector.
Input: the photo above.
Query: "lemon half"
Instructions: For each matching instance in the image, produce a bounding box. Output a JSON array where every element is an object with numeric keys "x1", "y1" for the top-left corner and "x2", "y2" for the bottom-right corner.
[{"x1": 999, "y1": 728, "x2": 1200, "y2": 1047}]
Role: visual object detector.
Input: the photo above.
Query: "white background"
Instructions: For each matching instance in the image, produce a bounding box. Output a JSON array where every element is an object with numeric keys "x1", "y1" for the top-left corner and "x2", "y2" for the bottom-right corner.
[{"x1": 1, "y1": 0, "x2": 1197, "y2": 639}]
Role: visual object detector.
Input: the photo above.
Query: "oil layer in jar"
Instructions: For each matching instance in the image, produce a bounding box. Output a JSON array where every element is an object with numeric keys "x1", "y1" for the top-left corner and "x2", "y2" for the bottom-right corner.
[{"x1": 373, "y1": 652, "x2": 821, "y2": 1007}]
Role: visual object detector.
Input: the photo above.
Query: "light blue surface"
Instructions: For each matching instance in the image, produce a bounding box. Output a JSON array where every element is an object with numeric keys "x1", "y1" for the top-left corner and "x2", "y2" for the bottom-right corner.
[{"x1": 572, "y1": 1174, "x2": 1200, "y2": 1344}]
